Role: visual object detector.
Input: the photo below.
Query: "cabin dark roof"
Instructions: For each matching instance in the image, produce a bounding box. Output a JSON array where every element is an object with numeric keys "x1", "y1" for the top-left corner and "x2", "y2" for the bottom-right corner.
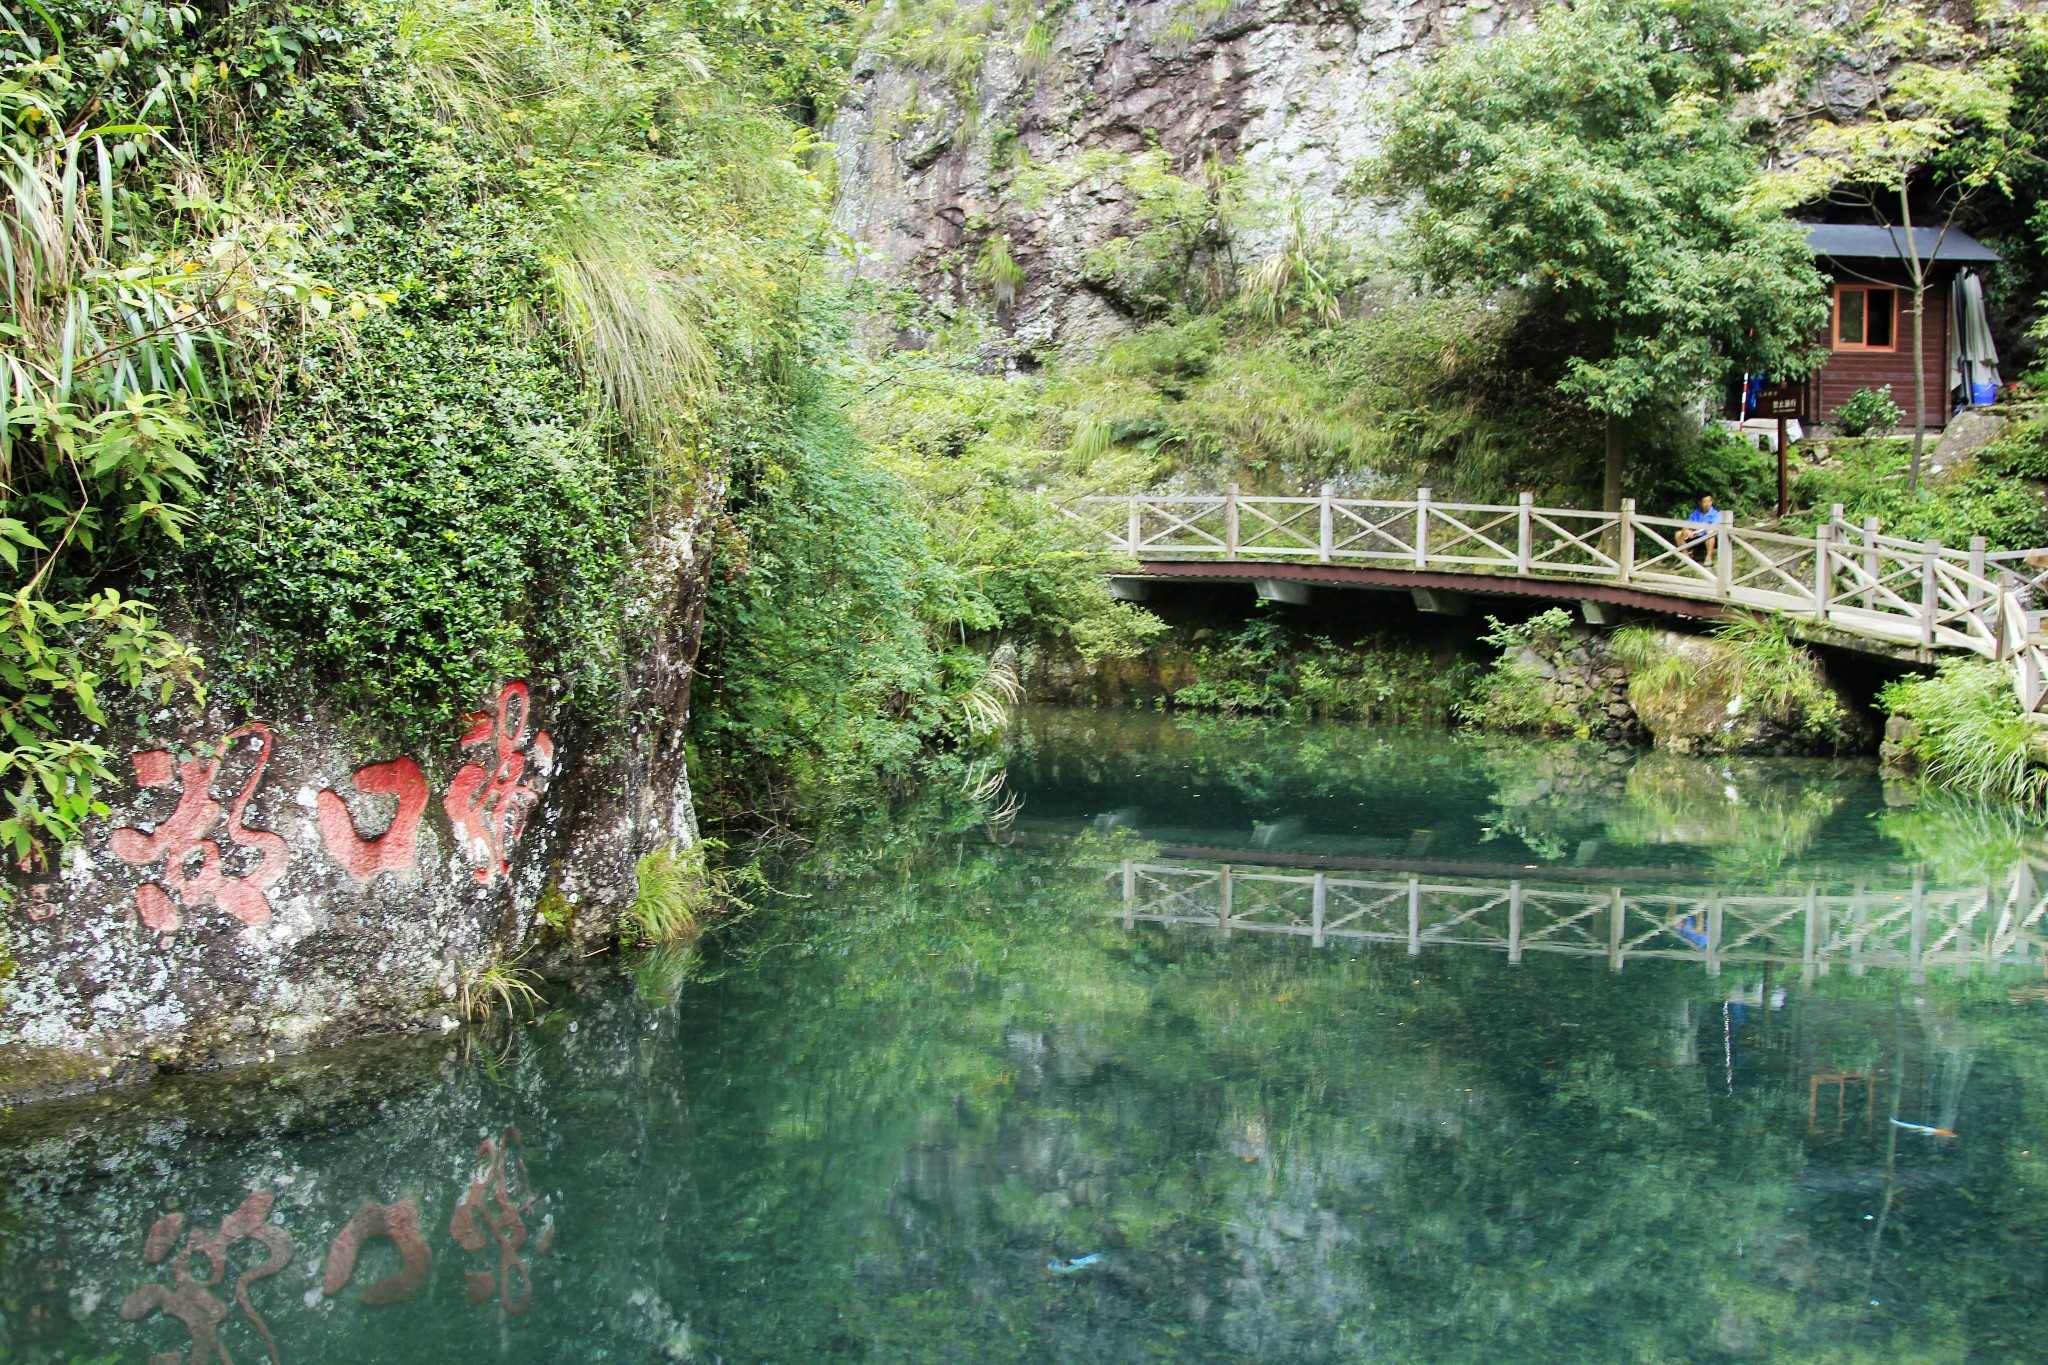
[{"x1": 1802, "y1": 223, "x2": 2001, "y2": 263}]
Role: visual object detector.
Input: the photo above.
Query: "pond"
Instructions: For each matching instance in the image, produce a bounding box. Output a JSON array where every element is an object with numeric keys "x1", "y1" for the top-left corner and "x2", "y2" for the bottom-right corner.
[{"x1": 5, "y1": 708, "x2": 2048, "y2": 1363}]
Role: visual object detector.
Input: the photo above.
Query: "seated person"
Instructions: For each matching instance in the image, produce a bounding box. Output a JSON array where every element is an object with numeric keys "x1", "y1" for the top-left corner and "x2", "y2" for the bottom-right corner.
[{"x1": 1676, "y1": 494, "x2": 1722, "y2": 561}]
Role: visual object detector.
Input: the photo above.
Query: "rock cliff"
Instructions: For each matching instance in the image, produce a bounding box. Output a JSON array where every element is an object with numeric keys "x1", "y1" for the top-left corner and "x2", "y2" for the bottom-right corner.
[
  {"x1": 0, "y1": 517, "x2": 714, "y2": 1100},
  {"x1": 830, "y1": 0, "x2": 1521, "y2": 355}
]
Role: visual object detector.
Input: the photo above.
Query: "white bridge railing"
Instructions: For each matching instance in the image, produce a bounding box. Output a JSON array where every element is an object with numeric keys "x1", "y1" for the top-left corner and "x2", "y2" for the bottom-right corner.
[
  {"x1": 1114, "y1": 859, "x2": 2048, "y2": 981},
  {"x1": 1060, "y1": 488, "x2": 2048, "y2": 717}
]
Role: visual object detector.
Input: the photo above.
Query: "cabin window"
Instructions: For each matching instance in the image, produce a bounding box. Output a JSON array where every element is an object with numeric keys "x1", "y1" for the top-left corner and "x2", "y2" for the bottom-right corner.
[{"x1": 1833, "y1": 284, "x2": 1898, "y2": 351}]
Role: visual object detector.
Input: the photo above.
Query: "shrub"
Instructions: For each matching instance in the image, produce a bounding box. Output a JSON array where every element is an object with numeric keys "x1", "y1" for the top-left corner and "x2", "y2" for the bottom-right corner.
[
  {"x1": 1457, "y1": 609, "x2": 1589, "y2": 736},
  {"x1": 1835, "y1": 386, "x2": 1903, "y2": 438},
  {"x1": 1977, "y1": 412, "x2": 2048, "y2": 483},
  {"x1": 1613, "y1": 614, "x2": 1843, "y2": 741},
  {"x1": 1169, "y1": 612, "x2": 1467, "y2": 721},
  {"x1": 1637, "y1": 424, "x2": 1776, "y2": 520},
  {"x1": 626, "y1": 844, "x2": 714, "y2": 945},
  {"x1": 1880, "y1": 659, "x2": 2048, "y2": 809}
]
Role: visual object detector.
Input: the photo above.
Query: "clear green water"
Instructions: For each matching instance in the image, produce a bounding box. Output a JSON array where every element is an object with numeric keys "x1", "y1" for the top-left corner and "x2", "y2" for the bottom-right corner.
[{"x1": 7, "y1": 710, "x2": 2048, "y2": 1364}]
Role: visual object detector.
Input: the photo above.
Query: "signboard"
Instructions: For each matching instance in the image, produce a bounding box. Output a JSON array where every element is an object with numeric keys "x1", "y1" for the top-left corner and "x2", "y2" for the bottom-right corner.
[{"x1": 1755, "y1": 381, "x2": 1806, "y2": 419}]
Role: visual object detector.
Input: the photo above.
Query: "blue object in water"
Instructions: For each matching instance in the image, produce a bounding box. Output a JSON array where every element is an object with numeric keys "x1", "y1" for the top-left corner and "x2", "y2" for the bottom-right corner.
[
  {"x1": 1047, "y1": 1254, "x2": 1104, "y2": 1274},
  {"x1": 1971, "y1": 381, "x2": 1998, "y2": 406}
]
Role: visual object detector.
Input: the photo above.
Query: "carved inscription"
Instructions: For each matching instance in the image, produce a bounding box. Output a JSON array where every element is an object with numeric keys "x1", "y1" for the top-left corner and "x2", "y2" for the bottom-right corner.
[
  {"x1": 109, "y1": 726, "x2": 289, "y2": 932},
  {"x1": 317, "y1": 758, "x2": 430, "y2": 885},
  {"x1": 94, "y1": 681, "x2": 555, "y2": 921},
  {"x1": 444, "y1": 683, "x2": 553, "y2": 885}
]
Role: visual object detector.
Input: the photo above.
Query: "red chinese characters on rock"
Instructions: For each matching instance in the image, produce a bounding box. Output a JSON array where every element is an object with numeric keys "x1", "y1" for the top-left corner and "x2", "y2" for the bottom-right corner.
[
  {"x1": 103, "y1": 683, "x2": 553, "y2": 916},
  {"x1": 322, "y1": 1199, "x2": 433, "y2": 1304},
  {"x1": 450, "y1": 1125, "x2": 554, "y2": 1312},
  {"x1": 316, "y1": 759, "x2": 430, "y2": 886},
  {"x1": 120, "y1": 1190, "x2": 294, "y2": 1365},
  {"x1": 109, "y1": 726, "x2": 290, "y2": 933},
  {"x1": 444, "y1": 683, "x2": 553, "y2": 885}
]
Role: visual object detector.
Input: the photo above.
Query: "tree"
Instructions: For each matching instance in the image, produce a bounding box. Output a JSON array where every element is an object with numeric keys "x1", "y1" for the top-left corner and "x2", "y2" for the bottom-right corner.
[
  {"x1": 1760, "y1": 3, "x2": 2039, "y2": 492},
  {"x1": 1368, "y1": 0, "x2": 1829, "y2": 513}
]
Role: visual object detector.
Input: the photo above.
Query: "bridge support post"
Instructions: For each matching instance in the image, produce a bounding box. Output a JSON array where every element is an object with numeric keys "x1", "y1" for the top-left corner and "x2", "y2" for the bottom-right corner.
[
  {"x1": 1508, "y1": 882, "x2": 1523, "y2": 964},
  {"x1": 1320, "y1": 484, "x2": 1334, "y2": 563},
  {"x1": 1814, "y1": 522, "x2": 1832, "y2": 623},
  {"x1": 1312, "y1": 872, "x2": 1326, "y2": 947},
  {"x1": 1609, "y1": 886, "x2": 1626, "y2": 971},
  {"x1": 1862, "y1": 517, "x2": 1880, "y2": 611},
  {"x1": 1715, "y1": 514, "x2": 1735, "y2": 599},
  {"x1": 1517, "y1": 493, "x2": 1533, "y2": 573},
  {"x1": 1408, "y1": 875, "x2": 1422, "y2": 955},
  {"x1": 1923, "y1": 543, "x2": 1942, "y2": 646},
  {"x1": 1414, "y1": 487, "x2": 1431, "y2": 569},
  {"x1": 1127, "y1": 495, "x2": 1141, "y2": 556},
  {"x1": 1123, "y1": 860, "x2": 1136, "y2": 929},
  {"x1": 1225, "y1": 483, "x2": 1240, "y2": 560},
  {"x1": 1618, "y1": 499, "x2": 1635, "y2": 583}
]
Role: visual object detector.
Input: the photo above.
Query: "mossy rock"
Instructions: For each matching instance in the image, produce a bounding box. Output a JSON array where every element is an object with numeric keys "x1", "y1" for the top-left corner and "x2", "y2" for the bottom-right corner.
[{"x1": 1619, "y1": 628, "x2": 1870, "y2": 757}]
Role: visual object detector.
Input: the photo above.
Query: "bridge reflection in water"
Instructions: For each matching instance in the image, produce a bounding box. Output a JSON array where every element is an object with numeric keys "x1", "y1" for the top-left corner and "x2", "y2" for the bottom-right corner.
[{"x1": 1109, "y1": 858, "x2": 2048, "y2": 981}]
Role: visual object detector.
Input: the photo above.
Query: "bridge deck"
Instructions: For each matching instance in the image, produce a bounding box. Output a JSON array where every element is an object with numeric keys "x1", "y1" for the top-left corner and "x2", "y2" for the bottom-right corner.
[{"x1": 1061, "y1": 490, "x2": 2048, "y2": 714}]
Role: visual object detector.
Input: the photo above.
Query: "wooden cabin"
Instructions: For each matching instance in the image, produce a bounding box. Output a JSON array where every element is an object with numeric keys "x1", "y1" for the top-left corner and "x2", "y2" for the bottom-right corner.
[{"x1": 1798, "y1": 222, "x2": 2001, "y2": 432}]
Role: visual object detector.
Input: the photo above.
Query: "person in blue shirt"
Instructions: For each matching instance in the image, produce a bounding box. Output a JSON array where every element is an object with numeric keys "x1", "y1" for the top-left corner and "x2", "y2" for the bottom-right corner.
[{"x1": 1677, "y1": 494, "x2": 1722, "y2": 562}]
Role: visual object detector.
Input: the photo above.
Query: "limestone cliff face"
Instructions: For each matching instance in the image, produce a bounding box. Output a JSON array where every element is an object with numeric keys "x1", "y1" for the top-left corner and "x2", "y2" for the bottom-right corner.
[
  {"x1": 829, "y1": 0, "x2": 1519, "y2": 354},
  {"x1": 0, "y1": 514, "x2": 714, "y2": 1099}
]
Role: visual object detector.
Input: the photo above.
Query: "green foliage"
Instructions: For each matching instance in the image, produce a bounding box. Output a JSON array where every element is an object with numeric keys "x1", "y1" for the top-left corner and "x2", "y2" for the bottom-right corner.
[
  {"x1": 1635, "y1": 423, "x2": 1776, "y2": 519},
  {"x1": 0, "y1": 590, "x2": 203, "y2": 863},
  {"x1": 697, "y1": 381, "x2": 957, "y2": 804},
  {"x1": 973, "y1": 234, "x2": 1025, "y2": 310},
  {"x1": 1835, "y1": 386, "x2": 1904, "y2": 438},
  {"x1": 627, "y1": 842, "x2": 714, "y2": 945},
  {"x1": 1169, "y1": 612, "x2": 1471, "y2": 721},
  {"x1": 1881, "y1": 659, "x2": 2048, "y2": 809},
  {"x1": 1614, "y1": 613, "x2": 1844, "y2": 741},
  {"x1": 1457, "y1": 608, "x2": 1588, "y2": 735},
  {"x1": 1794, "y1": 436, "x2": 2048, "y2": 550},
  {"x1": 1237, "y1": 203, "x2": 1350, "y2": 327},
  {"x1": 1367, "y1": 0, "x2": 1828, "y2": 428},
  {"x1": 1976, "y1": 410, "x2": 2048, "y2": 483},
  {"x1": 456, "y1": 950, "x2": 545, "y2": 1021}
]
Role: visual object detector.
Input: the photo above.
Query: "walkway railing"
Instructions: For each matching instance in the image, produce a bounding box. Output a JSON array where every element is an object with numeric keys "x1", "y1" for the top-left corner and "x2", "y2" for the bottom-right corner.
[
  {"x1": 1060, "y1": 488, "x2": 2048, "y2": 716},
  {"x1": 1113, "y1": 859, "x2": 2048, "y2": 982}
]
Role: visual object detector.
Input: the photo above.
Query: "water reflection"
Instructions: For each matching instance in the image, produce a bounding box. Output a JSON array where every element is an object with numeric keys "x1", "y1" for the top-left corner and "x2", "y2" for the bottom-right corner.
[{"x1": 4, "y1": 711, "x2": 2048, "y2": 1362}]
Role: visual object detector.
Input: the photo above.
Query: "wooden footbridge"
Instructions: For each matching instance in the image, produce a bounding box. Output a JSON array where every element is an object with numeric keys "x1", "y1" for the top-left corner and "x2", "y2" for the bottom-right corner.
[
  {"x1": 1059, "y1": 489, "x2": 2048, "y2": 715},
  {"x1": 1112, "y1": 858, "x2": 2048, "y2": 981},
  {"x1": 1111, "y1": 858, "x2": 2048, "y2": 981}
]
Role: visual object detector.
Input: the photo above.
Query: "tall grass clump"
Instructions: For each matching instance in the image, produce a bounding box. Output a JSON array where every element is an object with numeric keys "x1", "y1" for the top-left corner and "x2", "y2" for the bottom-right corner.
[
  {"x1": 1881, "y1": 660, "x2": 2048, "y2": 809},
  {"x1": 626, "y1": 842, "x2": 715, "y2": 945},
  {"x1": 1612, "y1": 614, "x2": 1843, "y2": 741},
  {"x1": 458, "y1": 951, "x2": 546, "y2": 1020},
  {"x1": 975, "y1": 234, "x2": 1026, "y2": 310}
]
